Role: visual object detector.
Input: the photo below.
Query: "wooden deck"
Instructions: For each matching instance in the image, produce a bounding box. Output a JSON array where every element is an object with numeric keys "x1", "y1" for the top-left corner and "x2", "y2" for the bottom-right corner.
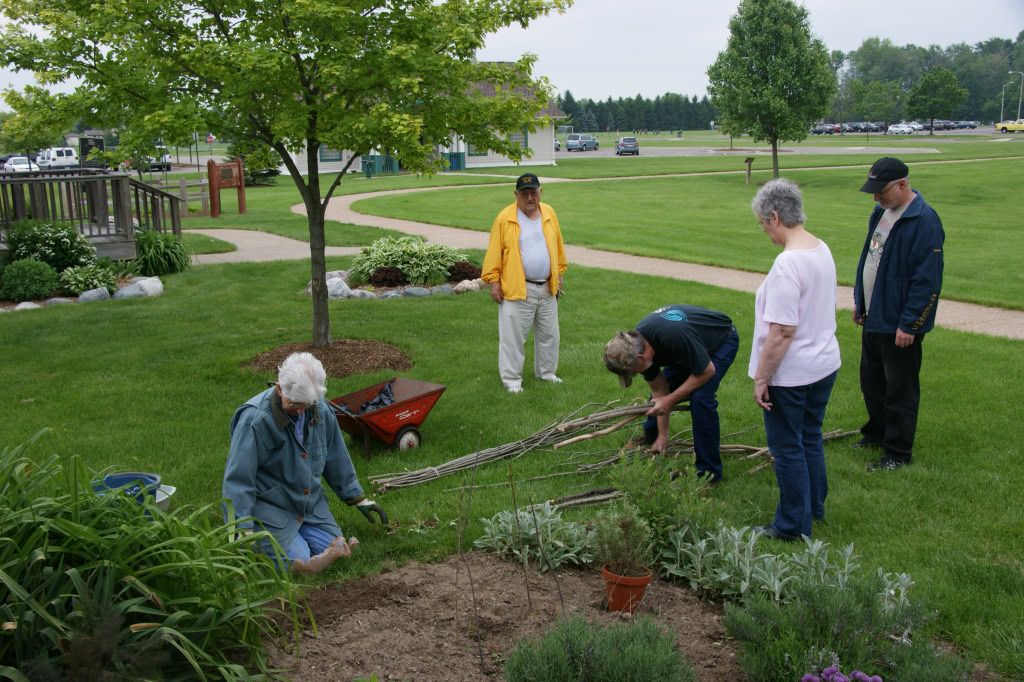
[{"x1": 0, "y1": 169, "x2": 182, "y2": 259}]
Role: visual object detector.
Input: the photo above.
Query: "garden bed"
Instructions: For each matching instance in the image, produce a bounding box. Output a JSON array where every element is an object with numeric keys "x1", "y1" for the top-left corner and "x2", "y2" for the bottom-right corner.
[{"x1": 267, "y1": 551, "x2": 743, "y2": 681}]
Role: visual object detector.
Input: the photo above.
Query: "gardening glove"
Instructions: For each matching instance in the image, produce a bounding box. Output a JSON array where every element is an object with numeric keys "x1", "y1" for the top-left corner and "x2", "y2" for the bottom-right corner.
[{"x1": 348, "y1": 495, "x2": 389, "y2": 525}]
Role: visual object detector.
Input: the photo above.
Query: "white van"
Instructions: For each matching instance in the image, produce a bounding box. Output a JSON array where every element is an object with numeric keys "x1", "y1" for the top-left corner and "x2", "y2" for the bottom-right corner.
[
  {"x1": 38, "y1": 147, "x2": 80, "y2": 169},
  {"x1": 150, "y1": 146, "x2": 172, "y2": 172}
]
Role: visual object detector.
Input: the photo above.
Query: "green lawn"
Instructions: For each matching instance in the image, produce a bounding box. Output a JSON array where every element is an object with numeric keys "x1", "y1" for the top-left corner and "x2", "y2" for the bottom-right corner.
[
  {"x1": 462, "y1": 140, "x2": 1024, "y2": 179},
  {"x1": 181, "y1": 231, "x2": 236, "y2": 254},
  {"x1": 179, "y1": 172, "x2": 510, "y2": 246},
  {"x1": 2, "y1": 259, "x2": 1022, "y2": 677},
  {"x1": 351, "y1": 159, "x2": 1023, "y2": 310}
]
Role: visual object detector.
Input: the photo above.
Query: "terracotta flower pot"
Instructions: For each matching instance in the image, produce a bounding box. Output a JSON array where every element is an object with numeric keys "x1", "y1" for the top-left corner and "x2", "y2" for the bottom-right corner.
[{"x1": 601, "y1": 563, "x2": 653, "y2": 614}]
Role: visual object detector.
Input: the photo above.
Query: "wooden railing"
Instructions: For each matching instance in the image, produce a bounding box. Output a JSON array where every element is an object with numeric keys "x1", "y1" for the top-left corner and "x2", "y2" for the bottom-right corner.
[{"x1": 0, "y1": 169, "x2": 182, "y2": 260}]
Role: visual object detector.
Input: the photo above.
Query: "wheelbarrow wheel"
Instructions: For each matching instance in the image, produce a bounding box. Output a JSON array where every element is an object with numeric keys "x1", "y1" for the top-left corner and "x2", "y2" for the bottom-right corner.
[{"x1": 395, "y1": 426, "x2": 421, "y2": 451}]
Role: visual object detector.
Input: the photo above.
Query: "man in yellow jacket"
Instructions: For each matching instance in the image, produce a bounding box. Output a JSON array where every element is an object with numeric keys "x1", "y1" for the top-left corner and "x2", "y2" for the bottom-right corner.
[{"x1": 481, "y1": 173, "x2": 568, "y2": 394}]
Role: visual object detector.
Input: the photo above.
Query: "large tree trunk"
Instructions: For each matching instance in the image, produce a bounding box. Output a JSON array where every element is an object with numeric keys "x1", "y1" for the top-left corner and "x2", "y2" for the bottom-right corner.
[{"x1": 771, "y1": 138, "x2": 780, "y2": 179}]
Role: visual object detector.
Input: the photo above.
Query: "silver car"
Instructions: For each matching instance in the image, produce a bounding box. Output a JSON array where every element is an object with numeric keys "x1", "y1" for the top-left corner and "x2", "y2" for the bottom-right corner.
[
  {"x1": 566, "y1": 134, "x2": 598, "y2": 152},
  {"x1": 614, "y1": 136, "x2": 639, "y2": 155}
]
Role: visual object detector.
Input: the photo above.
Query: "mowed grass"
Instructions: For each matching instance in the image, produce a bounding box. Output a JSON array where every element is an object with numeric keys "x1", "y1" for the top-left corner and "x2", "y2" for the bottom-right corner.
[
  {"x1": 1, "y1": 257, "x2": 1022, "y2": 676},
  {"x1": 351, "y1": 158, "x2": 1024, "y2": 310},
  {"x1": 179, "y1": 171, "x2": 509, "y2": 246},
  {"x1": 181, "y1": 231, "x2": 236, "y2": 254},
  {"x1": 460, "y1": 139, "x2": 1024, "y2": 178}
]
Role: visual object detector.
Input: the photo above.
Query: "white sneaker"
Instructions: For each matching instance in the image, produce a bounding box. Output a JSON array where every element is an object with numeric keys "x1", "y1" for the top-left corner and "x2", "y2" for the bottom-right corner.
[
  {"x1": 541, "y1": 375, "x2": 563, "y2": 384},
  {"x1": 505, "y1": 384, "x2": 523, "y2": 394}
]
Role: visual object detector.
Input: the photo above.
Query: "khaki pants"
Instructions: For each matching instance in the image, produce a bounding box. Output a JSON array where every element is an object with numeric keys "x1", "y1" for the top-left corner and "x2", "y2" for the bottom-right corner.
[{"x1": 497, "y1": 281, "x2": 559, "y2": 389}]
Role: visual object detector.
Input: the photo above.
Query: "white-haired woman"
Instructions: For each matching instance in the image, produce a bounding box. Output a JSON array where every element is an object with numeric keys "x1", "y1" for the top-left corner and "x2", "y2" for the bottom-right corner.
[
  {"x1": 223, "y1": 352, "x2": 388, "y2": 573},
  {"x1": 749, "y1": 179, "x2": 841, "y2": 541}
]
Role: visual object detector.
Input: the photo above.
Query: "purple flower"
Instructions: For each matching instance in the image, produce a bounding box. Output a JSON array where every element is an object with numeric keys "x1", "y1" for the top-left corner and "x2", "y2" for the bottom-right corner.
[{"x1": 801, "y1": 676, "x2": 820, "y2": 682}]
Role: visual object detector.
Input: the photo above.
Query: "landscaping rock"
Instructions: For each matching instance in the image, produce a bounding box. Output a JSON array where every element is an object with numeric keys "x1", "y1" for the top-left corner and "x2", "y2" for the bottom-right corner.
[
  {"x1": 430, "y1": 285, "x2": 454, "y2": 296},
  {"x1": 14, "y1": 302, "x2": 41, "y2": 310},
  {"x1": 78, "y1": 287, "x2": 111, "y2": 302},
  {"x1": 379, "y1": 291, "x2": 403, "y2": 300},
  {"x1": 113, "y1": 283, "x2": 147, "y2": 299},
  {"x1": 136, "y1": 277, "x2": 164, "y2": 297},
  {"x1": 402, "y1": 287, "x2": 431, "y2": 297},
  {"x1": 349, "y1": 290, "x2": 378, "y2": 299},
  {"x1": 45, "y1": 298, "x2": 75, "y2": 306},
  {"x1": 327, "y1": 278, "x2": 352, "y2": 299},
  {"x1": 130, "y1": 276, "x2": 155, "y2": 284},
  {"x1": 453, "y1": 279, "x2": 480, "y2": 293},
  {"x1": 326, "y1": 270, "x2": 348, "y2": 281}
]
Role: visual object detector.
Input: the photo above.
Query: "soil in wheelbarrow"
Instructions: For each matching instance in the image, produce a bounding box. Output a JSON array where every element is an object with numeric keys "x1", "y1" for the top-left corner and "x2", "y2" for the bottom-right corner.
[
  {"x1": 248, "y1": 340, "x2": 412, "y2": 379},
  {"x1": 265, "y1": 551, "x2": 745, "y2": 682}
]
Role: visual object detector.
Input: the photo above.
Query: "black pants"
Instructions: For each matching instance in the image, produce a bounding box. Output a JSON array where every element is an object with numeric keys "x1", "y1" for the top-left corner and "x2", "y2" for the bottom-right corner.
[{"x1": 859, "y1": 330, "x2": 923, "y2": 461}]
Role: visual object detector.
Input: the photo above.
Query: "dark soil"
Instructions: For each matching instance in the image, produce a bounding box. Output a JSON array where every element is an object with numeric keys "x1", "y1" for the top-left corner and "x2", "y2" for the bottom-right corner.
[
  {"x1": 248, "y1": 340, "x2": 413, "y2": 379},
  {"x1": 266, "y1": 551, "x2": 744, "y2": 682}
]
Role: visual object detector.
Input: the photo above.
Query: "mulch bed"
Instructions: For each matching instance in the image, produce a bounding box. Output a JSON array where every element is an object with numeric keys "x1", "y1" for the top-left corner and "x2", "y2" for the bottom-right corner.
[{"x1": 247, "y1": 340, "x2": 413, "y2": 379}]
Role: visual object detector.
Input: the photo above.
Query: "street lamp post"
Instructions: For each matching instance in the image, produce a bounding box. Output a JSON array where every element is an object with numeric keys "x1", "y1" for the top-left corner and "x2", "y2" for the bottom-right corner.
[
  {"x1": 1002, "y1": 82, "x2": 1016, "y2": 123},
  {"x1": 1011, "y1": 71, "x2": 1024, "y2": 120}
]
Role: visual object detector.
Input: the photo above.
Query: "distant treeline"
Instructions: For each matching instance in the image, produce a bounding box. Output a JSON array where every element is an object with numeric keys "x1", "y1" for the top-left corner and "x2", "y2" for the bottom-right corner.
[
  {"x1": 561, "y1": 32, "x2": 1024, "y2": 130},
  {"x1": 556, "y1": 91, "x2": 719, "y2": 133}
]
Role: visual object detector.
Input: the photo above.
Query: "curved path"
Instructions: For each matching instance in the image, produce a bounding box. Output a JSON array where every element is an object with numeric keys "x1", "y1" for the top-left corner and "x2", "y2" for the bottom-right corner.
[{"x1": 188, "y1": 167, "x2": 1024, "y2": 340}]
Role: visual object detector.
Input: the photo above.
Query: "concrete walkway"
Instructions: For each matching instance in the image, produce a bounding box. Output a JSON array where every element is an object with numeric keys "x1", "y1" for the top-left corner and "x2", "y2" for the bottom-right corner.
[
  {"x1": 188, "y1": 229, "x2": 361, "y2": 264},
  {"x1": 187, "y1": 179, "x2": 1024, "y2": 340}
]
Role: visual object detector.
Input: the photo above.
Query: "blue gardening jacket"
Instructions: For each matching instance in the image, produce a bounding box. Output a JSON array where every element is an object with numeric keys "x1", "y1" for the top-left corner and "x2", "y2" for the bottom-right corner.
[
  {"x1": 854, "y1": 190, "x2": 944, "y2": 335},
  {"x1": 222, "y1": 388, "x2": 364, "y2": 549}
]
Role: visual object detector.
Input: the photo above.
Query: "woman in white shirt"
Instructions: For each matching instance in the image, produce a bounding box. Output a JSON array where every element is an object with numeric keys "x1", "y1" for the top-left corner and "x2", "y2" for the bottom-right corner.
[{"x1": 748, "y1": 178, "x2": 841, "y2": 541}]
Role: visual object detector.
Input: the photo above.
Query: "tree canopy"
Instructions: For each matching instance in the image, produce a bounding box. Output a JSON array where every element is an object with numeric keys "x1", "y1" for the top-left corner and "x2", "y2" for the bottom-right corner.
[
  {"x1": 906, "y1": 67, "x2": 969, "y2": 133},
  {"x1": 706, "y1": 0, "x2": 836, "y2": 178},
  {"x1": 1, "y1": 0, "x2": 572, "y2": 345}
]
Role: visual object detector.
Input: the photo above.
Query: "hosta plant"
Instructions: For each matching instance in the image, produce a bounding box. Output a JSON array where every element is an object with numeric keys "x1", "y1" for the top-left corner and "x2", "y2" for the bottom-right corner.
[
  {"x1": 350, "y1": 236, "x2": 466, "y2": 286},
  {"x1": 59, "y1": 262, "x2": 119, "y2": 295}
]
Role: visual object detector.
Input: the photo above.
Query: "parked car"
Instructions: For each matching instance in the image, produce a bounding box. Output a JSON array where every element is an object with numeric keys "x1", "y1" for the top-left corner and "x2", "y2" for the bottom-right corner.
[
  {"x1": 566, "y1": 133, "x2": 598, "y2": 151},
  {"x1": 810, "y1": 125, "x2": 833, "y2": 135},
  {"x1": 37, "y1": 146, "x2": 80, "y2": 169},
  {"x1": 554, "y1": 138, "x2": 560, "y2": 151},
  {"x1": 3, "y1": 156, "x2": 40, "y2": 173},
  {"x1": 614, "y1": 136, "x2": 639, "y2": 155},
  {"x1": 840, "y1": 123, "x2": 854, "y2": 133},
  {"x1": 886, "y1": 123, "x2": 913, "y2": 135},
  {"x1": 907, "y1": 121, "x2": 923, "y2": 131},
  {"x1": 149, "y1": 146, "x2": 172, "y2": 171}
]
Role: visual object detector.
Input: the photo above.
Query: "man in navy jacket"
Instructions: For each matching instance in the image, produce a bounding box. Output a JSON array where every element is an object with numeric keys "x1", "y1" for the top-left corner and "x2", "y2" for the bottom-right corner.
[{"x1": 853, "y1": 158, "x2": 944, "y2": 471}]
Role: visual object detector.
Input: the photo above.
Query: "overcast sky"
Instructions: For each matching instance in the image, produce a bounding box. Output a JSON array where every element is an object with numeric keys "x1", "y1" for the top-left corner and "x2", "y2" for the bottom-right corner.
[
  {"x1": 477, "y1": 0, "x2": 1024, "y2": 100},
  {"x1": 2, "y1": 0, "x2": 1022, "y2": 111}
]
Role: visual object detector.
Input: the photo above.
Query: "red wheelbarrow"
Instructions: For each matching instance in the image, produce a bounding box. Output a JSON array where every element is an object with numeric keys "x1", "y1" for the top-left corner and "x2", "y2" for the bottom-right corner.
[{"x1": 329, "y1": 377, "x2": 446, "y2": 458}]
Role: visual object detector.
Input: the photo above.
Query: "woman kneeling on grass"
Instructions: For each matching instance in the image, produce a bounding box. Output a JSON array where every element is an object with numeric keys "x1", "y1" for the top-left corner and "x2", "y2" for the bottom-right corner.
[
  {"x1": 222, "y1": 352, "x2": 388, "y2": 573},
  {"x1": 749, "y1": 178, "x2": 841, "y2": 541}
]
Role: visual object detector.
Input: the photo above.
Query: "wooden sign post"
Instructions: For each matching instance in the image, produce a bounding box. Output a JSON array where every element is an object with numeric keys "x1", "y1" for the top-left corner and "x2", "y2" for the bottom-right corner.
[{"x1": 207, "y1": 158, "x2": 246, "y2": 218}]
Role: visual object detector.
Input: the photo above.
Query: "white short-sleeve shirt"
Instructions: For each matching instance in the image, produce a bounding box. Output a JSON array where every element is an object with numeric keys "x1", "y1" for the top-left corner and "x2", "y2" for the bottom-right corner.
[{"x1": 748, "y1": 241, "x2": 841, "y2": 386}]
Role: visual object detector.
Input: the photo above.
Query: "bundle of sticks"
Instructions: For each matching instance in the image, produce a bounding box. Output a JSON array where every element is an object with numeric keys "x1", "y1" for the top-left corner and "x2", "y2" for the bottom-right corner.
[{"x1": 368, "y1": 399, "x2": 856, "y2": 494}]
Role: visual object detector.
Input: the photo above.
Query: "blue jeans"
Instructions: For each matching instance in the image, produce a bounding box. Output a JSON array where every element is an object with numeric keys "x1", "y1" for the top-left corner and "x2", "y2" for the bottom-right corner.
[
  {"x1": 644, "y1": 330, "x2": 739, "y2": 482},
  {"x1": 258, "y1": 523, "x2": 339, "y2": 569},
  {"x1": 763, "y1": 371, "x2": 838, "y2": 539}
]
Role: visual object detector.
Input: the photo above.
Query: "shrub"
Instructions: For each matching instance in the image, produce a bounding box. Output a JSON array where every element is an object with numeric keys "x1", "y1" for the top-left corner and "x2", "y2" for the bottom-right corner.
[
  {"x1": 368, "y1": 265, "x2": 408, "y2": 287},
  {"x1": 59, "y1": 262, "x2": 119, "y2": 295},
  {"x1": 0, "y1": 430, "x2": 303, "y2": 680},
  {"x1": 226, "y1": 141, "x2": 282, "y2": 185},
  {"x1": 503, "y1": 614, "x2": 695, "y2": 682},
  {"x1": 350, "y1": 236, "x2": 467, "y2": 286},
  {"x1": 609, "y1": 454, "x2": 722, "y2": 539},
  {"x1": 0, "y1": 258, "x2": 59, "y2": 301},
  {"x1": 5, "y1": 219, "x2": 96, "y2": 273},
  {"x1": 447, "y1": 260, "x2": 481, "y2": 282},
  {"x1": 134, "y1": 230, "x2": 191, "y2": 276},
  {"x1": 473, "y1": 502, "x2": 592, "y2": 572},
  {"x1": 723, "y1": 574, "x2": 972, "y2": 682},
  {"x1": 591, "y1": 503, "x2": 656, "y2": 576}
]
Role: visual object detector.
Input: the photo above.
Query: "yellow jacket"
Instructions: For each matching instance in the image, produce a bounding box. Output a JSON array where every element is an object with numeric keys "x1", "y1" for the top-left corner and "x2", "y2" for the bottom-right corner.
[{"x1": 481, "y1": 202, "x2": 568, "y2": 301}]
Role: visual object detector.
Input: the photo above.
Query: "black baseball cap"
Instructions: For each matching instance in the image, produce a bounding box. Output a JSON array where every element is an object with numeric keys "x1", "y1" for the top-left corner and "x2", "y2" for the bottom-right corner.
[
  {"x1": 515, "y1": 173, "x2": 541, "y2": 191},
  {"x1": 860, "y1": 157, "x2": 908, "y2": 193}
]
